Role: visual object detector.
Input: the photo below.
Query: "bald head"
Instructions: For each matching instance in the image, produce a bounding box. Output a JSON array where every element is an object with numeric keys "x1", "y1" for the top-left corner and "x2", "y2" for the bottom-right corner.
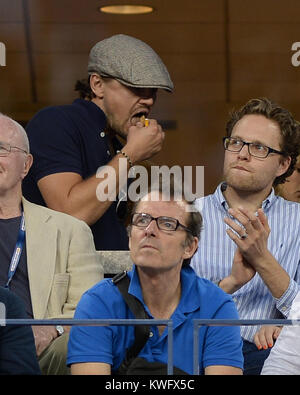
[
  {"x1": 0, "y1": 113, "x2": 33, "y2": 197},
  {"x1": 0, "y1": 113, "x2": 30, "y2": 153}
]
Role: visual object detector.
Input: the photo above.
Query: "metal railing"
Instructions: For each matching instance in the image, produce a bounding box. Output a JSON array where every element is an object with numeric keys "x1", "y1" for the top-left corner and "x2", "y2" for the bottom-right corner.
[
  {"x1": 193, "y1": 318, "x2": 300, "y2": 375},
  {"x1": 1, "y1": 318, "x2": 174, "y2": 375},
  {"x1": 2, "y1": 317, "x2": 300, "y2": 375}
]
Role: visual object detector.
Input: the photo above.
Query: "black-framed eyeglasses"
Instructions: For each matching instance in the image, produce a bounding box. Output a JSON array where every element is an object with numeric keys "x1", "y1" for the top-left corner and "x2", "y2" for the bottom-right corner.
[
  {"x1": 223, "y1": 137, "x2": 285, "y2": 159},
  {"x1": 131, "y1": 212, "x2": 193, "y2": 234},
  {"x1": 0, "y1": 142, "x2": 28, "y2": 157}
]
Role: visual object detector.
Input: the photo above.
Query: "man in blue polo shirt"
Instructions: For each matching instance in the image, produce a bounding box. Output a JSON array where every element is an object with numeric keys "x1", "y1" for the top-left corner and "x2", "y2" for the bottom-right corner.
[
  {"x1": 67, "y1": 182, "x2": 243, "y2": 375},
  {"x1": 22, "y1": 34, "x2": 174, "y2": 250}
]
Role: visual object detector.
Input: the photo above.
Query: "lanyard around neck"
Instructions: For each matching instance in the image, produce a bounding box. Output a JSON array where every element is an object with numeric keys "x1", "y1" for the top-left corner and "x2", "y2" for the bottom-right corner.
[{"x1": 5, "y1": 212, "x2": 26, "y2": 289}]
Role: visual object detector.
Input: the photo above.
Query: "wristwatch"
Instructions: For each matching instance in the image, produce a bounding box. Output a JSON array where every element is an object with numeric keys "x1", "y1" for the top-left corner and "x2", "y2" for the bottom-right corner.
[{"x1": 56, "y1": 325, "x2": 64, "y2": 336}]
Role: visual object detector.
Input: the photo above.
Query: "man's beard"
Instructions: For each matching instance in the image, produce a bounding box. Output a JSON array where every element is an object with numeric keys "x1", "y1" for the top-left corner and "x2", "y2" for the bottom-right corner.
[
  {"x1": 105, "y1": 115, "x2": 127, "y2": 140},
  {"x1": 223, "y1": 168, "x2": 263, "y2": 193}
]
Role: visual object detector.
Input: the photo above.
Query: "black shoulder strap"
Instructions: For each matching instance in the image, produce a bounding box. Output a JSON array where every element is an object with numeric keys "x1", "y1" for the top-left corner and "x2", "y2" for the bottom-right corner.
[{"x1": 112, "y1": 271, "x2": 150, "y2": 360}]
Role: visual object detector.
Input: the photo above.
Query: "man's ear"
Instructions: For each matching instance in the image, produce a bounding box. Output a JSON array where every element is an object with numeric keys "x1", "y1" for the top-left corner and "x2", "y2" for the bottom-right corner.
[
  {"x1": 21, "y1": 153, "x2": 33, "y2": 179},
  {"x1": 182, "y1": 237, "x2": 198, "y2": 260},
  {"x1": 277, "y1": 155, "x2": 291, "y2": 178},
  {"x1": 89, "y1": 73, "x2": 105, "y2": 98}
]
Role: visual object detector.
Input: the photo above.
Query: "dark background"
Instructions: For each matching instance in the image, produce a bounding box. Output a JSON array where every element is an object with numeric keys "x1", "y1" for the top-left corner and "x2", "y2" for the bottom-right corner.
[{"x1": 1, "y1": 0, "x2": 300, "y2": 194}]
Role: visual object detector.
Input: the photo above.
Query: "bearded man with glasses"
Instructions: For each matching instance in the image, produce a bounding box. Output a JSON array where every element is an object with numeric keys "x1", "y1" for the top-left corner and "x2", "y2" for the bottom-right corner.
[{"x1": 191, "y1": 98, "x2": 300, "y2": 375}]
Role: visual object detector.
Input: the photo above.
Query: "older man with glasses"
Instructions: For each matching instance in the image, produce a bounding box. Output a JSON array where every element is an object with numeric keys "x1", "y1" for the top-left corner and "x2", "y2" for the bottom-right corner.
[
  {"x1": 67, "y1": 181, "x2": 244, "y2": 375},
  {"x1": 0, "y1": 113, "x2": 102, "y2": 374},
  {"x1": 191, "y1": 98, "x2": 300, "y2": 375}
]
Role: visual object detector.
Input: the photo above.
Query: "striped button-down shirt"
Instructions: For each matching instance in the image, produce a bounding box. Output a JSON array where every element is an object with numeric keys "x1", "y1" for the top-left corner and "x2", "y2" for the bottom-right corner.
[{"x1": 191, "y1": 183, "x2": 300, "y2": 342}]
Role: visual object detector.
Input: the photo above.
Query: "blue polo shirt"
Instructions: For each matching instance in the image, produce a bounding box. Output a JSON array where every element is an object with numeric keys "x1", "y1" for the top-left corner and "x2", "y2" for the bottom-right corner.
[
  {"x1": 23, "y1": 99, "x2": 129, "y2": 250},
  {"x1": 67, "y1": 266, "x2": 243, "y2": 374}
]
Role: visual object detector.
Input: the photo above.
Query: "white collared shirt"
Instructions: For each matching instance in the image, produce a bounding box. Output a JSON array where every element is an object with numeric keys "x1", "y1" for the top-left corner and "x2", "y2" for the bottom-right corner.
[{"x1": 191, "y1": 183, "x2": 300, "y2": 342}]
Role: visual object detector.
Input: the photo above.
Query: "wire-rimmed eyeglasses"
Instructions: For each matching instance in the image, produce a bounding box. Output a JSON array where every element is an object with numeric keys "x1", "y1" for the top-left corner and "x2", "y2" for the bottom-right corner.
[
  {"x1": 0, "y1": 142, "x2": 28, "y2": 157},
  {"x1": 223, "y1": 137, "x2": 285, "y2": 159},
  {"x1": 131, "y1": 212, "x2": 193, "y2": 234}
]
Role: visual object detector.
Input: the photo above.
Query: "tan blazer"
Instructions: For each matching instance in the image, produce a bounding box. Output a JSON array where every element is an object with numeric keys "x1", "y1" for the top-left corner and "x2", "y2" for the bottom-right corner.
[{"x1": 22, "y1": 198, "x2": 103, "y2": 320}]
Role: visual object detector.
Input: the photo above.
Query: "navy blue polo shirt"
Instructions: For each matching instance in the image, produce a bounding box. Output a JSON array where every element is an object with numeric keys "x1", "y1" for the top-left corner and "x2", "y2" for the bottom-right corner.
[
  {"x1": 23, "y1": 99, "x2": 129, "y2": 250},
  {"x1": 0, "y1": 216, "x2": 33, "y2": 318}
]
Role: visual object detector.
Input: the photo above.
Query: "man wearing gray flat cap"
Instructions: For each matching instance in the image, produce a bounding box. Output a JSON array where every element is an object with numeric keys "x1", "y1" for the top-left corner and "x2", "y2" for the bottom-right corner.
[
  {"x1": 88, "y1": 34, "x2": 173, "y2": 91},
  {"x1": 23, "y1": 34, "x2": 174, "y2": 251}
]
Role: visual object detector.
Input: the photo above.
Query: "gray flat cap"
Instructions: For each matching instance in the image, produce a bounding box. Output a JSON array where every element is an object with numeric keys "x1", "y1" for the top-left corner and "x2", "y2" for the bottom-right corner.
[{"x1": 88, "y1": 34, "x2": 174, "y2": 92}]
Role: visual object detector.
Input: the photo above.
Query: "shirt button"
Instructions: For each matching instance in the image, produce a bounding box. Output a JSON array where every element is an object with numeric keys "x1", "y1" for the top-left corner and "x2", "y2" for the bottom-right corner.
[
  {"x1": 282, "y1": 306, "x2": 287, "y2": 311},
  {"x1": 100, "y1": 131, "x2": 105, "y2": 138},
  {"x1": 149, "y1": 331, "x2": 153, "y2": 338},
  {"x1": 107, "y1": 150, "x2": 110, "y2": 156}
]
